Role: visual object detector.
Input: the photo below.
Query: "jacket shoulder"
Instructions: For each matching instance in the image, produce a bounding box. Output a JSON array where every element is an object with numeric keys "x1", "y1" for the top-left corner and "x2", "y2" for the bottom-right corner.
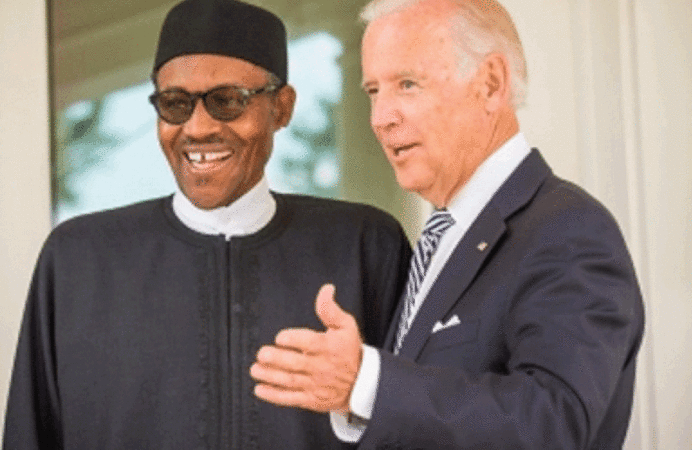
[{"x1": 532, "y1": 175, "x2": 620, "y2": 226}]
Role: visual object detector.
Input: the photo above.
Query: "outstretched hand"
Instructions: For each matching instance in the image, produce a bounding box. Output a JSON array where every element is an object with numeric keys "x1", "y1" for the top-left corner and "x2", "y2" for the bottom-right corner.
[{"x1": 250, "y1": 284, "x2": 364, "y2": 413}]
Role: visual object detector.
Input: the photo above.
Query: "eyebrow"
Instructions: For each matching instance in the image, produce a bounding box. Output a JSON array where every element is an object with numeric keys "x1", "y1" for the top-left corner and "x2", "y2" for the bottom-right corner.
[{"x1": 361, "y1": 70, "x2": 424, "y2": 90}]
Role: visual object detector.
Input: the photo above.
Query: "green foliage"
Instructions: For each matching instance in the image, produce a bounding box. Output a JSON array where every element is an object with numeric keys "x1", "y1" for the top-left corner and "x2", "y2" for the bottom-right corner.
[{"x1": 53, "y1": 99, "x2": 120, "y2": 207}]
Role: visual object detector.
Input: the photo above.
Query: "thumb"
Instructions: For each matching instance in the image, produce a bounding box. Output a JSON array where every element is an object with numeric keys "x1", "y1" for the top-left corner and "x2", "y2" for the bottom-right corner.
[{"x1": 315, "y1": 284, "x2": 349, "y2": 330}]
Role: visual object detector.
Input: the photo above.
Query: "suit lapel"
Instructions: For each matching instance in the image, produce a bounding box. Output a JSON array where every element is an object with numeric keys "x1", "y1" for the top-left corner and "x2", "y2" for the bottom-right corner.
[
  {"x1": 390, "y1": 149, "x2": 552, "y2": 359},
  {"x1": 397, "y1": 206, "x2": 506, "y2": 359},
  {"x1": 384, "y1": 285, "x2": 408, "y2": 350}
]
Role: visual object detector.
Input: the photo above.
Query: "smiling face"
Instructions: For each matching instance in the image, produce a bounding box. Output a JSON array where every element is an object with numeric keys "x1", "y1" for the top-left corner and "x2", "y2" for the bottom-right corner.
[
  {"x1": 155, "y1": 54, "x2": 295, "y2": 209},
  {"x1": 361, "y1": 0, "x2": 501, "y2": 207}
]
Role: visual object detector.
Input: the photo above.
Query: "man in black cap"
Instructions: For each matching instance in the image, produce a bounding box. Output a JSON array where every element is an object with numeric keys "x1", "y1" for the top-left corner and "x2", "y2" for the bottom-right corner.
[{"x1": 2, "y1": 1, "x2": 411, "y2": 448}]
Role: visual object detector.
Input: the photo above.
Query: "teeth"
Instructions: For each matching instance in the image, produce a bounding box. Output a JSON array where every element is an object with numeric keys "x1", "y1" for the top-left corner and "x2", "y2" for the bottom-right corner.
[
  {"x1": 185, "y1": 151, "x2": 232, "y2": 163},
  {"x1": 205, "y1": 151, "x2": 232, "y2": 161},
  {"x1": 187, "y1": 152, "x2": 203, "y2": 162}
]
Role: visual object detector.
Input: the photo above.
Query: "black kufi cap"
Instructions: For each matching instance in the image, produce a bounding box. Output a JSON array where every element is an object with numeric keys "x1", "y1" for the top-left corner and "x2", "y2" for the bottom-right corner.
[{"x1": 153, "y1": 0, "x2": 287, "y2": 84}]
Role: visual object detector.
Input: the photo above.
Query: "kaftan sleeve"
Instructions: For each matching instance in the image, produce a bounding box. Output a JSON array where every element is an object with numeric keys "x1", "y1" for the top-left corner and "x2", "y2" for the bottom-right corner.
[
  {"x1": 3, "y1": 238, "x2": 63, "y2": 450},
  {"x1": 359, "y1": 217, "x2": 411, "y2": 349}
]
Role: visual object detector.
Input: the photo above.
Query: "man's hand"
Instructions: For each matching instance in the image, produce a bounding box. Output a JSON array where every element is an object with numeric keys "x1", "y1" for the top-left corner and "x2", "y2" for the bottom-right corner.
[{"x1": 250, "y1": 284, "x2": 363, "y2": 413}]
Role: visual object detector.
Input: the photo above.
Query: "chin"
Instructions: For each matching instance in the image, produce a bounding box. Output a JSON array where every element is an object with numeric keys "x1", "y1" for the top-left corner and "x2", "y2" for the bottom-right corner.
[
  {"x1": 394, "y1": 171, "x2": 425, "y2": 194},
  {"x1": 195, "y1": 200, "x2": 225, "y2": 210},
  {"x1": 189, "y1": 198, "x2": 222, "y2": 210},
  {"x1": 182, "y1": 188, "x2": 230, "y2": 210}
]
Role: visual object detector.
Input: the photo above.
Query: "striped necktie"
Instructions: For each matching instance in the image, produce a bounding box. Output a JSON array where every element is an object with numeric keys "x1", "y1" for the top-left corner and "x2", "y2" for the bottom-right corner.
[{"x1": 394, "y1": 209, "x2": 455, "y2": 355}]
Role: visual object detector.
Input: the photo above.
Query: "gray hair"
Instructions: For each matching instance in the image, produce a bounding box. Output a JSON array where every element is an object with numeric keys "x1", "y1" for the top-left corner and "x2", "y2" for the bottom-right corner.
[{"x1": 360, "y1": 0, "x2": 528, "y2": 108}]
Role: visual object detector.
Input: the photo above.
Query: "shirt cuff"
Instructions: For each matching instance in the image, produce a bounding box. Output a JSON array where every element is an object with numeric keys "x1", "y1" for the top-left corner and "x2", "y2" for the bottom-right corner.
[{"x1": 329, "y1": 344, "x2": 381, "y2": 442}]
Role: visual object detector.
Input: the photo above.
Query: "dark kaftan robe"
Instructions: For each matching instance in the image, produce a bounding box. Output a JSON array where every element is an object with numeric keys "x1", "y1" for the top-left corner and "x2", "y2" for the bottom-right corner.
[{"x1": 3, "y1": 193, "x2": 412, "y2": 450}]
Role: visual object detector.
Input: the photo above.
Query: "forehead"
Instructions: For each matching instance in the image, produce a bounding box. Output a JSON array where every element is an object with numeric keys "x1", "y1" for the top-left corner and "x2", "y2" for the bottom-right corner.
[
  {"x1": 156, "y1": 54, "x2": 268, "y2": 90},
  {"x1": 361, "y1": 4, "x2": 457, "y2": 81}
]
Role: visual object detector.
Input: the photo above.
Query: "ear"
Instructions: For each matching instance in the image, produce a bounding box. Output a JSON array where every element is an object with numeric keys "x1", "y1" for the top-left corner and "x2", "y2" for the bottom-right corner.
[
  {"x1": 272, "y1": 84, "x2": 297, "y2": 128},
  {"x1": 477, "y1": 53, "x2": 512, "y2": 113}
]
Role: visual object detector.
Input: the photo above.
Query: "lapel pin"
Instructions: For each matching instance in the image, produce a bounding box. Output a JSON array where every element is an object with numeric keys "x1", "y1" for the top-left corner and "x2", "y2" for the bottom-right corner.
[{"x1": 477, "y1": 241, "x2": 488, "y2": 252}]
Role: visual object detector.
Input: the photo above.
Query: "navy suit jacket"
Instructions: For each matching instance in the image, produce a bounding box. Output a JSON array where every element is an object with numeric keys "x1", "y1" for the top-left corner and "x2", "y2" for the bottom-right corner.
[{"x1": 358, "y1": 150, "x2": 644, "y2": 450}]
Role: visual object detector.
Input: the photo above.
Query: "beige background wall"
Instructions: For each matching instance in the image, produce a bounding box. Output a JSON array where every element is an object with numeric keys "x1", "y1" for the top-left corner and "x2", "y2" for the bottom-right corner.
[
  {"x1": 2, "y1": 0, "x2": 691, "y2": 448},
  {"x1": 634, "y1": 0, "x2": 692, "y2": 447}
]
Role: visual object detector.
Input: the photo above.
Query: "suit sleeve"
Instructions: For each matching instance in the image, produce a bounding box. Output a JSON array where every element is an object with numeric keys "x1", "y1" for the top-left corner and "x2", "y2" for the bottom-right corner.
[
  {"x1": 357, "y1": 202, "x2": 644, "y2": 450},
  {"x1": 3, "y1": 238, "x2": 63, "y2": 450}
]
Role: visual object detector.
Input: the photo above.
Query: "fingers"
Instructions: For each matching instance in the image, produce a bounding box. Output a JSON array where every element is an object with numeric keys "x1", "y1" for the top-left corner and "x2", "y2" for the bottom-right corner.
[
  {"x1": 250, "y1": 361, "x2": 310, "y2": 389},
  {"x1": 253, "y1": 383, "x2": 306, "y2": 408},
  {"x1": 255, "y1": 344, "x2": 310, "y2": 372},
  {"x1": 315, "y1": 283, "x2": 352, "y2": 330},
  {"x1": 250, "y1": 283, "x2": 362, "y2": 414},
  {"x1": 275, "y1": 328, "x2": 322, "y2": 353},
  {"x1": 253, "y1": 383, "x2": 338, "y2": 413},
  {"x1": 250, "y1": 348, "x2": 349, "y2": 413}
]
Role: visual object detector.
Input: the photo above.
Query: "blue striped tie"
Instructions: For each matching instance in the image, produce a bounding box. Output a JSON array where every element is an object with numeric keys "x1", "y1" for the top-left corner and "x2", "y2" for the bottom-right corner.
[{"x1": 394, "y1": 209, "x2": 455, "y2": 355}]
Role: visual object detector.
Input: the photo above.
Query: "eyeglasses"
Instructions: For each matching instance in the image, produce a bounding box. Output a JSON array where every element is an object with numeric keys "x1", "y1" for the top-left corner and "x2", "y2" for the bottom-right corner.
[{"x1": 149, "y1": 83, "x2": 280, "y2": 125}]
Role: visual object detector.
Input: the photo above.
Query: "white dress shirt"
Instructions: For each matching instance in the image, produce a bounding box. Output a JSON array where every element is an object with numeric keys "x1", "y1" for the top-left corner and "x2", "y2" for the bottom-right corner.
[
  {"x1": 172, "y1": 176, "x2": 276, "y2": 239},
  {"x1": 331, "y1": 132, "x2": 532, "y2": 442}
]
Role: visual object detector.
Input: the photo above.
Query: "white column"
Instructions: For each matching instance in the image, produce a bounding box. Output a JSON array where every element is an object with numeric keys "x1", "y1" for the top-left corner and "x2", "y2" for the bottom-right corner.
[{"x1": 0, "y1": 0, "x2": 52, "y2": 426}]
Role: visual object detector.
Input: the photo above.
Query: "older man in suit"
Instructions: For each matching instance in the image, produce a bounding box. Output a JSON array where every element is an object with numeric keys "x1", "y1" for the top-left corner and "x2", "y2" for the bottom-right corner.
[{"x1": 250, "y1": 0, "x2": 645, "y2": 448}]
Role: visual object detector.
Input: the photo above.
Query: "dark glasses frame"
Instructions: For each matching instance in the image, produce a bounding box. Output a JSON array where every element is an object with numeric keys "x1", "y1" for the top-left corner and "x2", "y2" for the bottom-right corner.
[{"x1": 149, "y1": 83, "x2": 280, "y2": 125}]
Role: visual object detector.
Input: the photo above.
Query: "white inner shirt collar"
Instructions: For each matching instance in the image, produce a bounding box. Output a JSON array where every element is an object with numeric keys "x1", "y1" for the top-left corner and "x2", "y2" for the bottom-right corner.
[
  {"x1": 445, "y1": 132, "x2": 531, "y2": 229},
  {"x1": 172, "y1": 176, "x2": 276, "y2": 239}
]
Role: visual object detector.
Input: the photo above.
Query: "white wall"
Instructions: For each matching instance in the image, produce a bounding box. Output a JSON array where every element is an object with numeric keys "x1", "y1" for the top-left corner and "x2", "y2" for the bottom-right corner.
[{"x1": 0, "y1": 0, "x2": 52, "y2": 431}]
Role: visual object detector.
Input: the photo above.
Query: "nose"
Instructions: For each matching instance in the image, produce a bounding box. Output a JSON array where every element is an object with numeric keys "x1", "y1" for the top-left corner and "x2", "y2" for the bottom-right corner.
[
  {"x1": 182, "y1": 98, "x2": 223, "y2": 138},
  {"x1": 370, "y1": 92, "x2": 401, "y2": 131}
]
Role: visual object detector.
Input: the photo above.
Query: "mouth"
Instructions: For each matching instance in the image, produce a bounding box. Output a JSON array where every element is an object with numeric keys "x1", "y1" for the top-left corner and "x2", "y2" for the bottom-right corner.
[
  {"x1": 391, "y1": 143, "x2": 418, "y2": 157},
  {"x1": 183, "y1": 150, "x2": 234, "y2": 171}
]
